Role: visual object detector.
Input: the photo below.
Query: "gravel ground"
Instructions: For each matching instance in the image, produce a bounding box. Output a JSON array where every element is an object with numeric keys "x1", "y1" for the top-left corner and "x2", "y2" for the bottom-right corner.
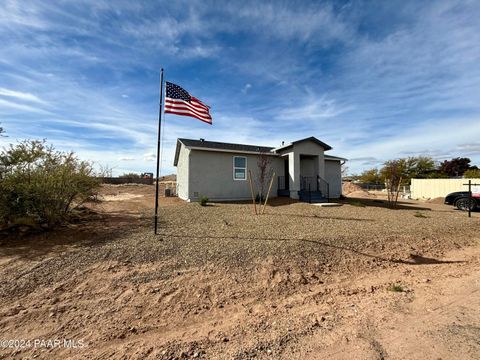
[{"x1": 0, "y1": 186, "x2": 479, "y2": 359}]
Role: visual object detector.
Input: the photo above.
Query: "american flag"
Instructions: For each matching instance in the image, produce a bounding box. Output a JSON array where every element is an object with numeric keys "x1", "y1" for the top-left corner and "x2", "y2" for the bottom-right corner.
[{"x1": 164, "y1": 82, "x2": 212, "y2": 124}]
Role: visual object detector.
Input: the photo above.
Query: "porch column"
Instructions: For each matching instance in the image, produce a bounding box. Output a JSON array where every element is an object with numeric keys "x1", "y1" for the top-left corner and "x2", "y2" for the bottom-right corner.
[
  {"x1": 317, "y1": 151, "x2": 325, "y2": 179},
  {"x1": 288, "y1": 152, "x2": 300, "y2": 199}
]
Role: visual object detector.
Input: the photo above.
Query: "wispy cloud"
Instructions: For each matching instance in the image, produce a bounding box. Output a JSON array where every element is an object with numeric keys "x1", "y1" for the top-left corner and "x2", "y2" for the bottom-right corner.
[{"x1": 0, "y1": 87, "x2": 48, "y2": 105}]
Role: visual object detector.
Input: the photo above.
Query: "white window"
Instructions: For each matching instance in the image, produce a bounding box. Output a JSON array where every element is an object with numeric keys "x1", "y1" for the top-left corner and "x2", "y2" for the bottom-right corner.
[{"x1": 233, "y1": 156, "x2": 247, "y2": 180}]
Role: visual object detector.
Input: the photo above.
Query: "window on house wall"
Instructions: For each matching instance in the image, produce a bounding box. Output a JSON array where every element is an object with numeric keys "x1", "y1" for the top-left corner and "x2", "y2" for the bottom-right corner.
[{"x1": 233, "y1": 156, "x2": 247, "y2": 180}]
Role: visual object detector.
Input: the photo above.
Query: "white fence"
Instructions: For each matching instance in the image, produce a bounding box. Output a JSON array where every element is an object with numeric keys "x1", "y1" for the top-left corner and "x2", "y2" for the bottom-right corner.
[{"x1": 411, "y1": 178, "x2": 480, "y2": 199}]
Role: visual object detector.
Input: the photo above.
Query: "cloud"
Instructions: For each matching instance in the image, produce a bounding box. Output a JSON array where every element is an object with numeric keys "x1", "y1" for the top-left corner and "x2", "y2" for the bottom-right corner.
[
  {"x1": 0, "y1": 87, "x2": 48, "y2": 105},
  {"x1": 143, "y1": 153, "x2": 156, "y2": 161},
  {"x1": 241, "y1": 83, "x2": 252, "y2": 94},
  {"x1": 0, "y1": 98, "x2": 51, "y2": 115}
]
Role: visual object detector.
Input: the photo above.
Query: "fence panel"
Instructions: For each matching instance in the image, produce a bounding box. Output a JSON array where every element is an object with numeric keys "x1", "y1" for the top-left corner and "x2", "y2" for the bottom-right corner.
[{"x1": 411, "y1": 178, "x2": 480, "y2": 199}]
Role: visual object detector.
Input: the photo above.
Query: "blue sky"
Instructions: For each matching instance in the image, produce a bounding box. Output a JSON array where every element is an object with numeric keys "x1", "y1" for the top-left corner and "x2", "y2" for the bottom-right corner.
[{"x1": 1, "y1": 0, "x2": 479, "y2": 175}]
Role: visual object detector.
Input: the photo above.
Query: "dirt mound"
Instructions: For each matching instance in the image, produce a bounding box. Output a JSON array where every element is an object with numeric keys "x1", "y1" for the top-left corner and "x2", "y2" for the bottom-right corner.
[
  {"x1": 342, "y1": 182, "x2": 368, "y2": 195},
  {"x1": 427, "y1": 197, "x2": 445, "y2": 204}
]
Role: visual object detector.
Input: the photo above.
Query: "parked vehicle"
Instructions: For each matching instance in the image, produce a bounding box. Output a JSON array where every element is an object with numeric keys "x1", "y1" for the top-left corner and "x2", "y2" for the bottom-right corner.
[{"x1": 444, "y1": 191, "x2": 479, "y2": 211}]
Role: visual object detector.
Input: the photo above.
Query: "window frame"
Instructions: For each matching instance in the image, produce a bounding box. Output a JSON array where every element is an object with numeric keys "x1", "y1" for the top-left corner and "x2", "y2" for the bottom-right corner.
[{"x1": 233, "y1": 156, "x2": 247, "y2": 181}]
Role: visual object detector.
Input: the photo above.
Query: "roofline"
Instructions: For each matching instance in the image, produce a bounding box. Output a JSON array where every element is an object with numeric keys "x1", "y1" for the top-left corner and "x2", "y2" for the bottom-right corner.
[
  {"x1": 273, "y1": 136, "x2": 332, "y2": 152},
  {"x1": 187, "y1": 146, "x2": 278, "y2": 156},
  {"x1": 173, "y1": 139, "x2": 277, "y2": 166},
  {"x1": 325, "y1": 155, "x2": 348, "y2": 161}
]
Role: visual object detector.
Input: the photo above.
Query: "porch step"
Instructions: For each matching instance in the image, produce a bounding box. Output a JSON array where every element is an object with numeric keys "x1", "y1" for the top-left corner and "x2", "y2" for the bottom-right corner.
[
  {"x1": 277, "y1": 189, "x2": 290, "y2": 197},
  {"x1": 298, "y1": 190, "x2": 328, "y2": 203}
]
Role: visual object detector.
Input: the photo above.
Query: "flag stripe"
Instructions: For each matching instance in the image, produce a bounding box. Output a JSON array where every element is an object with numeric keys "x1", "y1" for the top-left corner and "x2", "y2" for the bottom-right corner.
[
  {"x1": 165, "y1": 101, "x2": 212, "y2": 120},
  {"x1": 165, "y1": 98, "x2": 210, "y2": 114},
  {"x1": 165, "y1": 108, "x2": 212, "y2": 122},
  {"x1": 165, "y1": 109, "x2": 212, "y2": 124},
  {"x1": 165, "y1": 104, "x2": 212, "y2": 122}
]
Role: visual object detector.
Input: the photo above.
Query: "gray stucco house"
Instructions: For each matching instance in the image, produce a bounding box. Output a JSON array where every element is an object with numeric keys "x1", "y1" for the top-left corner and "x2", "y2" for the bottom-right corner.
[{"x1": 173, "y1": 136, "x2": 346, "y2": 202}]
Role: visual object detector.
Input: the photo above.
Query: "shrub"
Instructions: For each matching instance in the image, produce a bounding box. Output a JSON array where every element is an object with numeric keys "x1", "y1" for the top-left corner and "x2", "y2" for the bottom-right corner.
[
  {"x1": 120, "y1": 172, "x2": 141, "y2": 178},
  {"x1": 349, "y1": 201, "x2": 365, "y2": 207},
  {"x1": 388, "y1": 284, "x2": 405, "y2": 292},
  {"x1": 199, "y1": 196, "x2": 209, "y2": 206},
  {"x1": 414, "y1": 211, "x2": 428, "y2": 218},
  {"x1": 463, "y1": 169, "x2": 480, "y2": 178},
  {"x1": 0, "y1": 140, "x2": 100, "y2": 230}
]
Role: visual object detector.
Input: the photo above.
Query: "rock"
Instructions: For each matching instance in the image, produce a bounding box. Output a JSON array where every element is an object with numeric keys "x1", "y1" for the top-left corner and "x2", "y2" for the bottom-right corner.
[{"x1": 222, "y1": 337, "x2": 229, "y2": 342}]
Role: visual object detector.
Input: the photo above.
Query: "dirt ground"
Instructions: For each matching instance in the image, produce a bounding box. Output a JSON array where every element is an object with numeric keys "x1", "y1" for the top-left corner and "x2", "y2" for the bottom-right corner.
[{"x1": 0, "y1": 184, "x2": 479, "y2": 359}]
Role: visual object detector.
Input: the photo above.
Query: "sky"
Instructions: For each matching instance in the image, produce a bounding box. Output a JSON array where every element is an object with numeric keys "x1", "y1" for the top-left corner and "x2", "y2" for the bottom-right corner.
[{"x1": 0, "y1": 0, "x2": 479, "y2": 176}]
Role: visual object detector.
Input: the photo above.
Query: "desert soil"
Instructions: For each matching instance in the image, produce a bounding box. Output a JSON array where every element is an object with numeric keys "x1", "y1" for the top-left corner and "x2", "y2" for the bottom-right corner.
[{"x1": 0, "y1": 184, "x2": 479, "y2": 359}]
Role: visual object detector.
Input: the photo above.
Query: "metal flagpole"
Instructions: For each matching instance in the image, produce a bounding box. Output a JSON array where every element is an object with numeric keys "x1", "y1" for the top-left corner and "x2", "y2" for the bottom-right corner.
[{"x1": 154, "y1": 68, "x2": 164, "y2": 235}]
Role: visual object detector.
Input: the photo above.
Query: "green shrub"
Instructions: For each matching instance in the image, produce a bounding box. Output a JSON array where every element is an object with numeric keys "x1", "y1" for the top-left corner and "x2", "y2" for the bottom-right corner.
[
  {"x1": 199, "y1": 196, "x2": 209, "y2": 206},
  {"x1": 464, "y1": 169, "x2": 480, "y2": 178},
  {"x1": 388, "y1": 284, "x2": 404, "y2": 292},
  {"x1": 414, "y1": 211, "x2": 428, "y2": 218},
  {"x1": 349, "y1": 201, "x2": 365, "y2": 207},
  {"x1": 0, "y1": 140, "x2": 100, "y2": 230}
]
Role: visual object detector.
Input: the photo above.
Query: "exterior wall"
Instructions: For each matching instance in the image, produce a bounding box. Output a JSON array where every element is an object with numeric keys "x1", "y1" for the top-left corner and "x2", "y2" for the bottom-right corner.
[
  {"x1": 187, "y1": 150, "x2": 284, "y2": 201},
  {"x1": 300, "y1": 156, "x2": 317, "y2": 177},
  {"x1": 324, "y1": 160, "x2": 342, "y2": 198},
  {"x1": 411, "y1": 178, "x2": 480, "y2": 199},
  {"x1": 176, "y1": 146, "x2": 190, "y2": 200}
]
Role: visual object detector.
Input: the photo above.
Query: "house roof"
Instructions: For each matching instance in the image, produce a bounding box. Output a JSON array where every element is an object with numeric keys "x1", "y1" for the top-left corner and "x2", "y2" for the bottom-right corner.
[
  {"x1": 273, "y1": 136, "x2": 332, "y2": 151},
  {"x1": 179, "y1": 138, "x2": 274, "y2": 153},
  {"x1": 173, "y1": 138, "x2": 275, "y2": 166},
  {"x1": 324, "y1": 154, "x2": 348, "y2": 162}
]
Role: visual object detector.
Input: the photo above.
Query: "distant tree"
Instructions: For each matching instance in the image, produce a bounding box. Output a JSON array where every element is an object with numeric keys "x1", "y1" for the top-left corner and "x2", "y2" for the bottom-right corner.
[
  {"x1": 463, "y1": 168, "x2": 480, "y2": 178},
  {"x1": 0, "y1": 123, "x2": 4, "y2": 136},
  {"x1": 439, "y1": 158, "x2": 472, "y2": 177},
  {"x1": 120, "y1": 172, "x2": 140, "y2": 178},
  {"x1": 359, "y1": 168, "x2": 382, "y2": 184},
  {"x1": 406, "y1": 156, "x2": 436, "y2": 178},
  {"x1": 341, "y1": 164, "x2": 349, "y2": 178}
]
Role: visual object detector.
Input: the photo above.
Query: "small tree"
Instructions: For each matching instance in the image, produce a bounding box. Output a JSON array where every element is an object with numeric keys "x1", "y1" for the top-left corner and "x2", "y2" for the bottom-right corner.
[
  {"x1": 0, "y1": 139, "x2": 100, "y2": 230},
  {"x1": 381, "y1": 159, "x2": 408, "y2": 208},
  {"x1": 255, "y1": 151, "x2": 273, "y2": 202}
]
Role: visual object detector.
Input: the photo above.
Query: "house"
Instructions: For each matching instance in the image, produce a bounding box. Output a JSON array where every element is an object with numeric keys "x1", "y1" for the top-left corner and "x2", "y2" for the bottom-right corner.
[{"x1": 173, "y1": 136, "x2": 346, "y2": 202}]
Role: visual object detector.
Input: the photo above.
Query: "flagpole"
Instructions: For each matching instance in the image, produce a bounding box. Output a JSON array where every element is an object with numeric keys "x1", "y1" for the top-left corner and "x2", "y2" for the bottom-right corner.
[{"x1": 154, "y1": 68, "x2": 164, "y2": 235}]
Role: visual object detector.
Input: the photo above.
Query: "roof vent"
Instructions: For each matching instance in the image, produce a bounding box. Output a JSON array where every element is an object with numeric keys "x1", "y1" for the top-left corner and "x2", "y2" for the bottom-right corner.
[{"x1": 200, "y1": 138, "x2": 205, "y2": 142}]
